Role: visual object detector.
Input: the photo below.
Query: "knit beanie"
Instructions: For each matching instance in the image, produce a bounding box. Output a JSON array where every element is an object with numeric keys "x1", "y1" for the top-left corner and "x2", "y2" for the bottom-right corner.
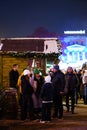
[
  {"x1": 53, "y1": 65, "x2": 59, "y2": 70},
  {"x1": 23, "y1": 69, "x2": 30, "y2": 76},
  {"x1": 34, "y1": 68, "x2": 39, "y2": 74}
]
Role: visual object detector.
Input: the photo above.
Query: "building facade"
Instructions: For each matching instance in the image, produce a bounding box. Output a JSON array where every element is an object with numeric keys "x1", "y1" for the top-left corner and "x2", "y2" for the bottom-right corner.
[{"x1": 59, "y1": 35, "x2": 87, "y2": 70}]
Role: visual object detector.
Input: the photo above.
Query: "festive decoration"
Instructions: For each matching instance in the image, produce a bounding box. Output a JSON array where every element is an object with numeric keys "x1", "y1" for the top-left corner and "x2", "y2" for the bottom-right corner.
[
  {"x1": 0, "y1": 37, "x2": 62, "y2": 58},
  {"x1": 0, "y1": 51, "x2": 62, "y2": 58}
]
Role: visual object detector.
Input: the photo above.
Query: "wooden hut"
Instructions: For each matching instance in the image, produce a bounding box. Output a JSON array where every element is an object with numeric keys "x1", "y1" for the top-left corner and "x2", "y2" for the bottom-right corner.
[{"x1": 0, "y1": 38, "x2": 62, "y2": 89}]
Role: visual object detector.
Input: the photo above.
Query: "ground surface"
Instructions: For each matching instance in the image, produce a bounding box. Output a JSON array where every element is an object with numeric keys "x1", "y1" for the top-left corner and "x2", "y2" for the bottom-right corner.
[{"x1": 0, "y1": 100, "x2": 87, "y2": 130}]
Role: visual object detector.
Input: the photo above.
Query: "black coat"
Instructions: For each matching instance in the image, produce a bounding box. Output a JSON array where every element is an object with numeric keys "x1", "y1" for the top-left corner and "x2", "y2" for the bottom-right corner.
[
  {"x1": 41, "y1": 82, "x2": 53, "y2": 101},
  {"x1": 21, "y1": 75, "x2": 33, "y2": 96},
  {"x1": 34, "y1": 76, "x2": 44, "y2": 97},
  {"x1": 52, "y1": 70, "x2": 65, "y2": 95},
  {"x1": 9, "y1": 69, "x2": 19, "y2": 88},
  {"x1": 65, "y1": 73, "x2": 78, "y2": 92}
]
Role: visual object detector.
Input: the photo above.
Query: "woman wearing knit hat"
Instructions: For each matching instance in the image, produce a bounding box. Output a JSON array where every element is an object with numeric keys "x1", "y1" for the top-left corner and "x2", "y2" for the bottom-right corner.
[
  {"x1": 32, "y1": 68, "x2": 44, "y2": 119},
  {"x1": 20, "y1": 69, "x2": 35, "y2": 120},
  {"x1": 34, "y1": 68, "x2": 40, "y2": 74},
  {"x1": 65, "y1": 67, "x2": 78, "y2": 114}
]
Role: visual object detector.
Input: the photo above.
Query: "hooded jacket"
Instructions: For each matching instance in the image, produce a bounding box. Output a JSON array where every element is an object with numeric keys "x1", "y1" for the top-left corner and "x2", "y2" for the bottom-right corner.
[{"x1": 41, "y1": 76, "x2": 53, "y2": 102}]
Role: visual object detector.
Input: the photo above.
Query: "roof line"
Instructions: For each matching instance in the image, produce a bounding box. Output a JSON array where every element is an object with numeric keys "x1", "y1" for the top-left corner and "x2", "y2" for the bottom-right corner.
[{"x1": 1, "y1": 37, "x2": 58, "y2": 40}]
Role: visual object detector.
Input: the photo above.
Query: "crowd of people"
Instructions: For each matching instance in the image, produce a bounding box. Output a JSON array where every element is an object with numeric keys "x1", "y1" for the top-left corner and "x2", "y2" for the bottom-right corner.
[{"x1": 9, "y1": 63, "x2": 87, "y2": 123}]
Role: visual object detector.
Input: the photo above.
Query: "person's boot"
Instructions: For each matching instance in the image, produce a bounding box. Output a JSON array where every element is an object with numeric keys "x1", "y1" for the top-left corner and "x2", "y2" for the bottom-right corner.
[
  {"x1": 66, "y1": 106, "x2": 69, "y2": 112},
  {"x1": 71, "y1": 108, "x2": 75, "y2": 114}
]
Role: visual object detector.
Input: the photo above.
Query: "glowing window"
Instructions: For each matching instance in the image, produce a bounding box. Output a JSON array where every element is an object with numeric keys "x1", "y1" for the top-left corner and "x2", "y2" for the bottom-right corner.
[
  {"x1": 85, "y1": 52, "x2": 87, "y2": 59},
  {"x1": 79, "y1": 52, "x2": 83, "y2": 60}
]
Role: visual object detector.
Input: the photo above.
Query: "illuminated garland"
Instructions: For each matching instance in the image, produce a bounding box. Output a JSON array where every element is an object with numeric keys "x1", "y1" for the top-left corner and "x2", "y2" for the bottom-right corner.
[
  {"x1": 0, "y1": 39, "x2": 62, "y2": 58},
  {"x1": 1, "y1": 51, "x2": 62, "y2": 58},
  {"x1": 7, "y1": 52, "x2": 61, "y2": 58}
]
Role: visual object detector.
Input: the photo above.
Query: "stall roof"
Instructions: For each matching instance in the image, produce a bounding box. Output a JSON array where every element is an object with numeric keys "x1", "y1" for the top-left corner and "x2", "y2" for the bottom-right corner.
[{"x1": 0, "y1": 37, "x2": 58, "y2": 53}]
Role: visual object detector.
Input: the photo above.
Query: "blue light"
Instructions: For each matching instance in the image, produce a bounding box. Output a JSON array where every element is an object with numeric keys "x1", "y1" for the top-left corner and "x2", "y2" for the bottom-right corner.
[{"x1": 59, "y1": 35, "x2": 87, "y2": 70}]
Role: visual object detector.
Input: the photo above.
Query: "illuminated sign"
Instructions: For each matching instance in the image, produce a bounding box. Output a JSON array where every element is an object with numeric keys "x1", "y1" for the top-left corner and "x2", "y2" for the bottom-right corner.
[{"x1": 64, "y1": 30, "x2": 85, "y2": 34}]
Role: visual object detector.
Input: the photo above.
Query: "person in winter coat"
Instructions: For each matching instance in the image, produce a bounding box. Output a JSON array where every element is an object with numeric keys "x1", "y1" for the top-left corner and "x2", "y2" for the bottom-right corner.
[
  {"x1": 17, "y1": 68, "x2": 27, "y2": 106},
  {"x1": 65, "y1": 67, "x2": 78, "y2": 114},
  {"x1": 9, "y1": 64, "x2": 19, "y2": 89},
  {"x1": 32, "y1": 68, "x2": 44, "y2": 119},
  {"x1": 82, "y1": 70, "x2": 87, "y2": 104},
  {"x1": 52, "y1": 65, "x2": 65, "y2": 119},
  {"x1": 21, "y1": 69, "x2": 35, "y2": 120},
  {"x1": 40, "y1": 75, "x2": 53, "y2": 123},
  {"x1": 77, "y1": 69, "x2": 83, "y2": 99}
]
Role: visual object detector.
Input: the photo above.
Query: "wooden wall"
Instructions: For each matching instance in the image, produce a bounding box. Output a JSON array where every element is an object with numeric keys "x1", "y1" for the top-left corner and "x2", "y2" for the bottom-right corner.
[
  {"x1": 1, "y1": 55, "x2": 28, "y2": 88},
  {"x1": 0, "y1": 54, "x2": 46, "y2": 89}
]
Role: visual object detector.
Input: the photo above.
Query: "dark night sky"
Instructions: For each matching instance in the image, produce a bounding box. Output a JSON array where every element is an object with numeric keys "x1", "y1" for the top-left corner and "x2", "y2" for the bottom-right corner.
[{"x1": 0, "y1": 0, "x2": 87, "y2": 38}]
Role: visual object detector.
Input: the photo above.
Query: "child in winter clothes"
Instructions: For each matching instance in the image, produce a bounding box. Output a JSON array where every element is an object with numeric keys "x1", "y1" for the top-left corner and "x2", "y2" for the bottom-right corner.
[{"x1": 40, "y1": 75, "x2": 53, "y2": 123}]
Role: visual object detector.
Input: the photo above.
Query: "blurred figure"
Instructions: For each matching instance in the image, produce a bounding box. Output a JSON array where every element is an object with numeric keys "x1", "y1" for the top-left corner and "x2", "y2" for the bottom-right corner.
[
  {"x1": 52, "y1": 65, "x2": 65, "y2": 119},
  {"x1": 82, "y1": 70, "x2": 87, "y2": 104},
  {"x1": 73, "y1": 69, "x2": 79, "y2": 104},
  {"x1": 17, "y1": 68, "x2": 26, "y2": 106},
  {"x1": 40, "y1": 75, "x2": 53, "y2": 123},
  {"x1": 21, "y1": 69, "x2": 35, "y2": 120},
  {"x1": 9, "y1": 64, "x2": 19, "y2": 89},
  {"x1": 77, "y1": 69, "x2": 83, "y2": 100},
  {"x1": 32, "y1": 68, "x2": 44, "y2": 119},
  {"x1": 65, "y1": 67, "x2": 78, "y2": 114},
  {"x1": 49, "y1": 67, "x2": 55, "y2": 81}
]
